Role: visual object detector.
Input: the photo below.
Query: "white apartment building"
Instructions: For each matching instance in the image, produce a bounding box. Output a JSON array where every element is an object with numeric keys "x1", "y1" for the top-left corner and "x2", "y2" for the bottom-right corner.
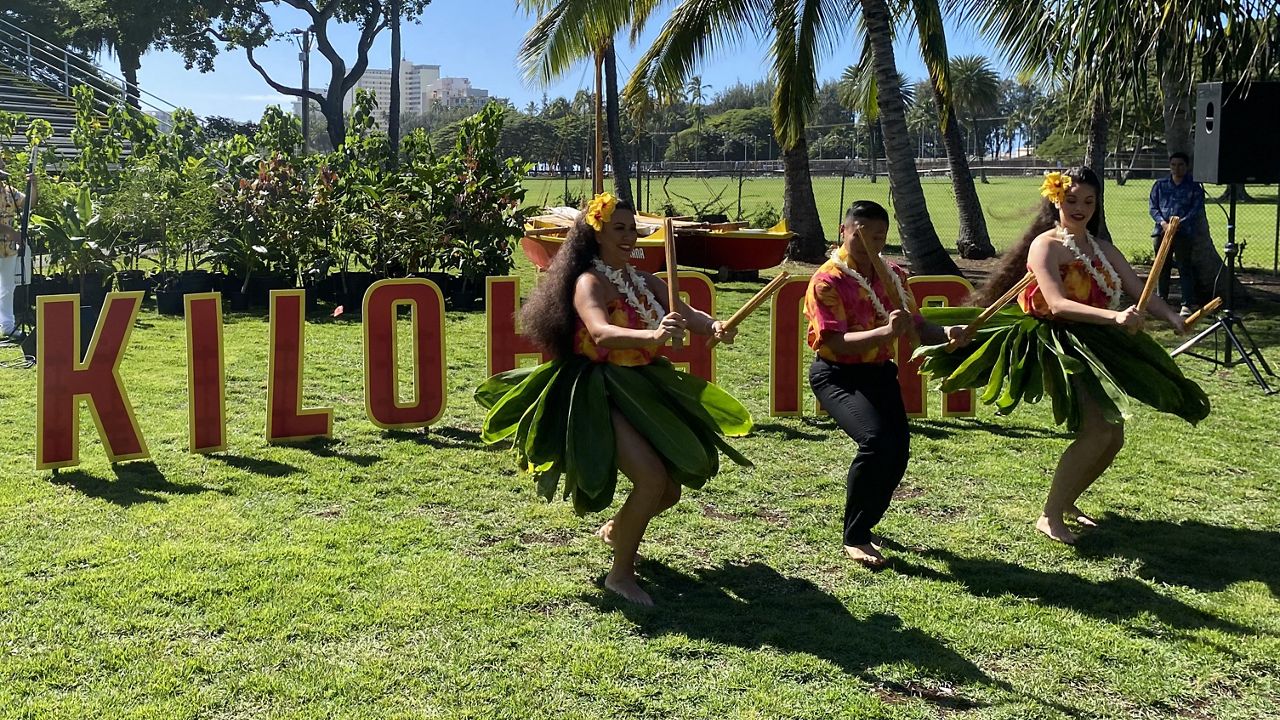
[{"x1": 291, "y1": 61, "x2": 490, "y2": 128}]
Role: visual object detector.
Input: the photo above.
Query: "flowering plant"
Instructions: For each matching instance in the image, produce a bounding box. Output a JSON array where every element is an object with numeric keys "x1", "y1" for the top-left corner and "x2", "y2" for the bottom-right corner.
[
  {"x1": 585, "y1": 192, "x2": 617, "y2": 231},
  {"x1": 1040, "y1": 172, "x2": 1072, "y2": 205}
]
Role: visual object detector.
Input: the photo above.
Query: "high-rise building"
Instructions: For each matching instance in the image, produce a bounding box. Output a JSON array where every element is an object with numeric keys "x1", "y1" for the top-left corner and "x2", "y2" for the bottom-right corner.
[{"x1": 290, "y1": 61, "x2": 490, "y2": 128}]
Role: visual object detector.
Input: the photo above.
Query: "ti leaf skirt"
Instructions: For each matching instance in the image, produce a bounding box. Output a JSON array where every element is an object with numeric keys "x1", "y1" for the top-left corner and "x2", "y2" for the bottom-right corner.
[
  {"x1": 914, "y1": 307, "x2": 1210, "y2": 431},
  {"x1": 475, "y1": 356, "x2": 753, "y2": 515}
]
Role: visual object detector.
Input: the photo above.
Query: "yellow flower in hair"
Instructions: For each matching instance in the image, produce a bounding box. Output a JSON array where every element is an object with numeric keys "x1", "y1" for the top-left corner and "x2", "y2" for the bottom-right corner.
[
  {"x1": 585, "y1": 192, "x2": 618, "y2": 231},
  {"x1": 1040, "y1": 172, "x2": 1072, "y2": 205}
]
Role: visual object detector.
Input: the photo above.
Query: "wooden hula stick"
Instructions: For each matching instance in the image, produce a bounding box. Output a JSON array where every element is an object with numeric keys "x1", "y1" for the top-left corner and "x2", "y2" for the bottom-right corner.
[
  {"x1": 951, "y1": 271, "x2": 1035, "y2": 347},
  {"x1": 663, "y1": 218, "x2": 683, "y2": 349},
  {"x1": 707, "y1": 271, "x2": 792, "y2": 348},
  {"x1": 1138, "y1": 216, "x2": 1180, "y2": 313},
  {"x1": 855, "y1": 231, "x2": 919, "y2": 343},
  {"x1": 1183, "y1": 297, "x2": 1222, "y2": 328}
]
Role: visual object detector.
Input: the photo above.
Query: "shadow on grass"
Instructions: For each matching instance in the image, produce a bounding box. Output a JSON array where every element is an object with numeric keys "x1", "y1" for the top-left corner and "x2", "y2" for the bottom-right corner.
[
  {"x1": 749, "y1": 421, "x2": 827, "y2": 442},
  {"x1": 211, "y1": 453, "x2": 301, "y2": 478},
  {"x1": 894, "y1": 546, "x2": 1261, "y2": 638},
  {"x1": 586, "y1": 561, "x2": 1010, "y2": 713},
  {"x1": 1076, "y1": 514, "x2": 1280, "y2": 598},
  {"x1": 383, "y1": 425, "x2": 490, "y2": 450},
  {"x1": 293, "y1": 437, "x2": 381, "y2": 466},
  {"x1": 51, "y1": 461, "x2": 231, "y2": 507},
  {"x1": 911, "y1": 418, "x2": 1070, "y2": 441}
]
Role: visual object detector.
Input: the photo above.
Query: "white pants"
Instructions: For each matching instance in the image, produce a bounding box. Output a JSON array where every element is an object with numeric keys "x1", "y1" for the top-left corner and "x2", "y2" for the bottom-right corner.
[{"x1": 0, "y1": 252, "x2": 32, "y2": 335}]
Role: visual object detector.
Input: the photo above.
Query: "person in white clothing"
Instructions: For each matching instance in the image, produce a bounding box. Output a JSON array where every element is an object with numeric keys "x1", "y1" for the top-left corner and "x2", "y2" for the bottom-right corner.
[{"x1": 0, "y1": 157, "x2": 37, "y2": 338}]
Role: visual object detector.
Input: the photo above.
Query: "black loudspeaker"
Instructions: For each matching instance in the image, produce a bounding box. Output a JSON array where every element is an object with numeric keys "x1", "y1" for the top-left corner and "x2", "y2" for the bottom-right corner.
[{"x1": 1194, "y1": 81, "x2": 1280, "y2": 184}]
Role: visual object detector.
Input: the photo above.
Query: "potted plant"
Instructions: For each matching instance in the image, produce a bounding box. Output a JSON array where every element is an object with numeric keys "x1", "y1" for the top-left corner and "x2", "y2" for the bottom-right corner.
[{"x1": 31, "y1": 186, "x2": 115, "y2": 311}]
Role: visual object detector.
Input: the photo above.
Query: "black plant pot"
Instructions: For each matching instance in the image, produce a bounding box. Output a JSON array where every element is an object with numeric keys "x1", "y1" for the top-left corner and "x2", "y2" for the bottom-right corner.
[
  {"x1": 446, "y1": 276, "x2": 485, "y2": 311},
  {"x1": 29, "y1": 275, "x2": 73, "y2": 299},
  {"x1": 220, "y1": 276, "x2": 250, "y2": 312},
  {"x1": 73, "y1": 273, "x2": 111, "y2": 311},
  {"x1": 155, "y1": 289, "x2": 184, "y2": 316},
  {"x1": 246, "y1": 274, "x2": 291, "y2": 308},
  {"x1": 114, "y1": 270, "x2": 152, "y2": 302},
  {"x1": 176, "y1": 269, "x2": 214, "y2": 295},
  {"x1": 335, "y1": 271, "x2": 377, "y2": 314}
]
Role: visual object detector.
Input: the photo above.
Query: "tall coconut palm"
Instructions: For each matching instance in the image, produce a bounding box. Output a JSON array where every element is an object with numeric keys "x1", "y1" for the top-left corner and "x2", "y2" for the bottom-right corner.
[
  {"x1": 629, "y1": 0, "x2": 959, "y2": 272},
  {"x1": 626, "y1": 0, "x2": 835, "y2": 261},
  {"x1": 948, "y1": 54, "x2": 1000, "y2": 183},
  {"x1": 519, "y1": 0, "x2": 664, "y2": 203},
  {"x1": 902, "y1": 0, "x2": 995, "y2": 258},
  {"x1": 686, "y1": 75, "x2": 712, "y2": 161},
  {"x1": 963, "y1": 0, "x2": 1274, "y2": 269},
  {"x1": 860, "y1": 0, "x2": 959, "y2": 273}
]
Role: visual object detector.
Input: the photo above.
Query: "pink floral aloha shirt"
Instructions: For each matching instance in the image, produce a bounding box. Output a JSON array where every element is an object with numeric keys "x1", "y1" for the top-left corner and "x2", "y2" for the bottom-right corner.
[
  {"x1": 574, "y1": 298, "x2": 659, "y2": 366},
  {"x1": 804, "y1": 256, "x2": 923, "y2": 364},
  {"x1": 1018, "y1": 259, "x2": 1118, "y2": 318}
]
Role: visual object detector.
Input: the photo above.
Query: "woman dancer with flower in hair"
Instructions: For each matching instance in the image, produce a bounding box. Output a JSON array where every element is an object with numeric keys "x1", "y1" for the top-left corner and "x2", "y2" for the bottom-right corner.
[
  {"x1": 475, "y1": 193, "x2": 752, "y2": 605},
  {"x1": 806, "y1": 200, "x2": 970, "y2": 568},
  {"x1": 916, "y1": 168, "x2": 1210, "y2": 544}
]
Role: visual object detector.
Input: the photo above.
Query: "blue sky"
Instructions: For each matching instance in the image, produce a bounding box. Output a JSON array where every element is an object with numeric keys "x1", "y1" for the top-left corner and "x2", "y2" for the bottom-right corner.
[{"x1": 129, "y1": 3, "x2": 1008, "y2": 121}]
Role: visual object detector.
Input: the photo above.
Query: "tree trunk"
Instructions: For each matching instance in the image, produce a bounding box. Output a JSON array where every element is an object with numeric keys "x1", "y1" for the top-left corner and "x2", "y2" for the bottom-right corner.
[
  {"x1": 861, "y1": 0, "x2": 959, "y2": 275},
  {"x1": 389, "y1": 0, "x2": 402, "y2": 164},
  {"x1": 323, "y1": 96, "x2": 346, "y2": 150},
  {"x1": 602, "y1": 41, "x2": 632, "y2": 204},
  {"x1": 1160, "y1": 72, "x2": 1193, "y2": 160},
  {"x1": 936, "y1": 96, "x2": 995, "y2": 259},
  {"x1": 593, "y1": 52, "x2": 604, "y2": 195},
  {"x1": 119, "y1": 47, "x2": 141, "y2": 110},
  {"x1": 1084, "y1": 90, "x2": 1111, "y2": 240},
  {"x1": 781, "y1": 137, "x2": 827, "y2": 262}
]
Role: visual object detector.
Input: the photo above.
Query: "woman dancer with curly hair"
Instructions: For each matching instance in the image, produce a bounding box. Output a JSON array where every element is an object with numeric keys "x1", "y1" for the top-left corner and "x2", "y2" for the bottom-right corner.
[{"x1": 476, "y1": 194, "x2": 752, "y2": 604}]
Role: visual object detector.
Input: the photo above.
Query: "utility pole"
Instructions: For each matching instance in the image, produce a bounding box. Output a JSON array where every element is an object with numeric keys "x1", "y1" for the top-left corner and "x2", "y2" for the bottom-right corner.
[{"x1": 293, "y1": 27, "x2": 312, "y2": 155}]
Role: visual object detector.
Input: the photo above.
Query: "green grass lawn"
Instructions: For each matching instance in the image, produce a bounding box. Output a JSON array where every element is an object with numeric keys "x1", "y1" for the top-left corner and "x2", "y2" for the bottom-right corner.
[
  {"x1": 527, "y1": 175, "x2": 1280, "y2": 269},
  {"x1": 2, "y1": 256, "x2": 1280, "y2": 718}
]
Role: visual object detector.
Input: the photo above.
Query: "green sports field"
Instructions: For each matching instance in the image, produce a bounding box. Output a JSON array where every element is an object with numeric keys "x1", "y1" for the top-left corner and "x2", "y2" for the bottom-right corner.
[
  {"x1": 2, "y1": 251, "x2": 1279, "y2": 718},
  {"x1": 527, "y1": 175, "x2": 1280, "y2": 268}
]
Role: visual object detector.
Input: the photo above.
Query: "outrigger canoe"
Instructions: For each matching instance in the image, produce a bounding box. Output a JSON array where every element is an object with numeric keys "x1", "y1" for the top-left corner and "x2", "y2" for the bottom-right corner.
[{"x1": 520, "y1": 207, "x2": 794, "y2": 275}]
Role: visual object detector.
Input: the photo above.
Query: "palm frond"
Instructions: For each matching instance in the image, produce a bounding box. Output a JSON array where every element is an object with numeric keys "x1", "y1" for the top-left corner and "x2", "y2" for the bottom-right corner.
[{"x1": 624, "y1": 0, "x2": 771, "y2": 104}]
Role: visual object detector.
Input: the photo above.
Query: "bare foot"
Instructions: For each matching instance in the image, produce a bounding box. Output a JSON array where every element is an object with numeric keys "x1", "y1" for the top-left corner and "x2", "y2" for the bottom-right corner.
[
  {"x1": 604, "y1": 572, "x2": 653, "y2": 606},
  {"x1": 843, "y1": 543, "x2": 886, "y2": 568},
  {"x1": 1067, "y1": 505, "x2": 1098, "y2": 528},
  {"x1": 1035, "y1": 514, "x2": 1078, "y2": 545},
  {"x1": 594, "y1": 519, "x2": 615, "y2": 548}
]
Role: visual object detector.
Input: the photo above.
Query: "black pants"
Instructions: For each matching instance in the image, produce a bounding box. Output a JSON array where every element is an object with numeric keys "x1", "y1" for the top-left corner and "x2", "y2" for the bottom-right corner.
[
  {"x1": 809, "y1": 358, "x2": 910, "y2": 546},
  {"x1": 1155, "y1": 231, "x2": 1198, "y2": 306}
]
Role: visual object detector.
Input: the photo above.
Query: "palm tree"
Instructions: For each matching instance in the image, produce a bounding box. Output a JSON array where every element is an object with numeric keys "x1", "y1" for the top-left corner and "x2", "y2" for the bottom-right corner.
[
  {"x1": 627, "y1": 0, "x2": 834, "y2": 261},
  {"x1": 686, "y1": 75, "x2": 711, "y2": 162},
  {"x1": 836, "y1": 63, "x2": 913, "y2": 184},
  {"x1": 630, "y1": 0, "x2": 959, "y2": 271},
  {"x1": 519, "y1": 0, "x2": 663, "y2": 203},
  {"x1": 964, "y1": 0, "x2": 1272, "y2": 262},
  {"x1": 948, "y1": 55, "x2": 1000, "y2": 183},
  {"x1": 890, "y1": 0, "x2": 996, "y2": 258},
  {"x1": 860, "y1": 0, "x2": 960, "y2": 274}
]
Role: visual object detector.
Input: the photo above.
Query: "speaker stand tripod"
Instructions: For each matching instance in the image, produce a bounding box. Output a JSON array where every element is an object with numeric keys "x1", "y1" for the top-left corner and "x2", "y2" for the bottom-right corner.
[{"x1": 1171, "y1": 184, "x2": 1276, "y2": 394}]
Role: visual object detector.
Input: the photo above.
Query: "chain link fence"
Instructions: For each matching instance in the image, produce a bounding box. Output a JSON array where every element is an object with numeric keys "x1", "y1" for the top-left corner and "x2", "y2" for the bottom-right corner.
[{"x1": 525, "y1": 157, "x2": 1280, "y2": 273}]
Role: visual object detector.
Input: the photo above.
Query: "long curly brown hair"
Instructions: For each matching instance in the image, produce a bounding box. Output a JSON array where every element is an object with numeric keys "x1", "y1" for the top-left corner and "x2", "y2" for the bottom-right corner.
[
  {"x1": 972, "y1": 167, "x2": 1105, "y2": 306},
  {"x1": 522, "y1": 199, "x2": 636, "y2": 358}
]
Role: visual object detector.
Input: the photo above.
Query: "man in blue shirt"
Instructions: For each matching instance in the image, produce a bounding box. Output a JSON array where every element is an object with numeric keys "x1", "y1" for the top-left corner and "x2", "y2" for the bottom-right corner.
[{"x1": 1149, "y1": 152, "x2": 1206, "y2": 315}]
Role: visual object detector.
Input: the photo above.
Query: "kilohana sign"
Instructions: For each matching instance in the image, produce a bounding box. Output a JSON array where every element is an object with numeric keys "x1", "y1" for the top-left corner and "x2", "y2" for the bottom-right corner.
[{"x1": 32, "y1": 273, "x2": 976, "y2": 471}]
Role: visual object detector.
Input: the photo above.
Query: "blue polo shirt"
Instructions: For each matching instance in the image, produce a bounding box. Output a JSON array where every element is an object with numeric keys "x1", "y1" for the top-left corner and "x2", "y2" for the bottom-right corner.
[{"x1": 1149, "y1": 174, "x2": 1205, "y2": 236}]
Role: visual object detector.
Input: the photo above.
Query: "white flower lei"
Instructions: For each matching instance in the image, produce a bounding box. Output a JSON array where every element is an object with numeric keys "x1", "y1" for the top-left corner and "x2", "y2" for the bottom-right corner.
[
  {"x1": 590, "y1": 258, "x2": 663, "y2": 329},
  {"x1": 1056, "y1": 226, "x2": 1123, "y2": 310},
  {"x1": 829, "y1": 248, "x2": 913, "y2": 322}
]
